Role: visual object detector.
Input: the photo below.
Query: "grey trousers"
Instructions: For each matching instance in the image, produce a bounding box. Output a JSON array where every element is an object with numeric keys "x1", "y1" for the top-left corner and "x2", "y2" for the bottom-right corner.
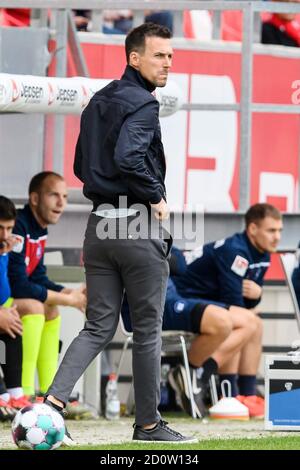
[{"x1": 47, "y1": 213, "x2": 170, "y2": 426}]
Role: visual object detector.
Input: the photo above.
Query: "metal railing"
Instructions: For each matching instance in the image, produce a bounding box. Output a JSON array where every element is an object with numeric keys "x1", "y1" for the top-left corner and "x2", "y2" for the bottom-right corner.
[{"x1": 1, "y1": 1, "x2": 300, "y2": 210}]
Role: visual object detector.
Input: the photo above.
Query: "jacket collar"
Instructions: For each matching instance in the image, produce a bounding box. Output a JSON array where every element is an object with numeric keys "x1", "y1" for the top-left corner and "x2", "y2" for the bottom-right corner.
[
  {"x1": 121, "y1": 65, "x2": 156, "y2": 93},
  {"x1": 242, "y1": 230, "x2": 269, "y2": 260},
  {"x1": 23, "y1": 203, "x2": 48, "y2": 234}
]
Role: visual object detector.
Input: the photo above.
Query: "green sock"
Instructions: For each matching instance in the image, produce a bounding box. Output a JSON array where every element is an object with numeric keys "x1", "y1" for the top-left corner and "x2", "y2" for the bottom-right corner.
[
  {"x1": 21, "y1": 314, "x2": 45, "y2": 396},
  {"x1": 37, "y1": 316, "x2": 61, "y2": 394}
]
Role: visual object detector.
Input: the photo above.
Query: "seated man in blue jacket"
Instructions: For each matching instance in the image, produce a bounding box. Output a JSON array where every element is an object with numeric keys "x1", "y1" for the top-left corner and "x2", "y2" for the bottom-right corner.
[
  {"x1": 173, "y1": 203, "x2": 282, "y2": 418},
  {"x1": 8, "y1": 172, "x2": 86, "y2": 399},
  {"x1": 164, "y1": 276, "x2": 256, "y2": 418}
]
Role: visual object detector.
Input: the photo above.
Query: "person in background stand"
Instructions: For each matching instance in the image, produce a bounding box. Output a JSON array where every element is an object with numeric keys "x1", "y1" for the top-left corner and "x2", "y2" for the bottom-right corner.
[
  {"x1": 73, "y1": 9, "x2": 173, "y2": 34},
  {"x1": 261, "y1": 0, "x2": 300, "y2": 47}
]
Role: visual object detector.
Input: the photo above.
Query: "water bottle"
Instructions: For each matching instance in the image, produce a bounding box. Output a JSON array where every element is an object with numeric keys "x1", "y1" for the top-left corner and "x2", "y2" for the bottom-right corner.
[{"x1": 105, "y1": 373, "x2": 120, "y2": 420}]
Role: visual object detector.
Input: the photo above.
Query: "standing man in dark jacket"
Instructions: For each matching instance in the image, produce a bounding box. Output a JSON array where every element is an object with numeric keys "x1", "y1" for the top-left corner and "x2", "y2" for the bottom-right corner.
[{"x1": 46, "y1": 23, "x2": 195, "y2": 443}]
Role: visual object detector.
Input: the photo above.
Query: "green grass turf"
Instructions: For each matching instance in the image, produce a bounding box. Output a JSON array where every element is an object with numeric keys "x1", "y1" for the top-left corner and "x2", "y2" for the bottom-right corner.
[
  {"x1": 3, "y1": 435, "x2": 300, "y2": 451},
  {"x1": 60, "y1": 436, "x2": 300, "y2": 451}
]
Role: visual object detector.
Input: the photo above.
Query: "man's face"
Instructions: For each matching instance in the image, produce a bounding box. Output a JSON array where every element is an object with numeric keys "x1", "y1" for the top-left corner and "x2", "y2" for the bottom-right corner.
[
  {"x1": 130, "y1": 36, "x2": 173, "y2": 88},
  {"x1": 31, "y1": 177, "x2": 68, "y2": 227},
  {"x1": 248, "y1": 216, "x2": 283, "y2": 253},
  {"x1": 0, "y1": 219, "x2": 15, "y2": 244}
]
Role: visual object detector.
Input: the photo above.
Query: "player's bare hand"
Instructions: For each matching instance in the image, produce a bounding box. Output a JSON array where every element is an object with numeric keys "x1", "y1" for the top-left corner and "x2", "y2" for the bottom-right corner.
[
  {"x1": 242, "y1": 279, "x2": 262, "y2": 300},
  {"x1": 80, "y1": 284, "x2": 87, "y2": 296},
  {"x1": 0, "y1": 306, "x2": 23, "y2": 338},
  {"x1": 69, "y1": 287, "x2": 87, "y2": 313},
  {"x1": 150, "y1": 198, "x2": 169, "y2": 220},
  {"x1": 0, "y1": 235, "x2": 21, "y2": 255}
]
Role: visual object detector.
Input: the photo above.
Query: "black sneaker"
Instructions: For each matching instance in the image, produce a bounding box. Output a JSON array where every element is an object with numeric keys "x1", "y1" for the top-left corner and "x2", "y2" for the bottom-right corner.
[
  {"x1": 168, "y1": 365, "x2": 207, "y2": 418},
  {"x1": 44, "y1": 398, "x2": 77, "y2": 447},
  {"x1": 132, "y1": 420, "x2": 197, "y2": 443},
  {"x1": 191, "y1": 369, "x2": 210, "y2": 417}
]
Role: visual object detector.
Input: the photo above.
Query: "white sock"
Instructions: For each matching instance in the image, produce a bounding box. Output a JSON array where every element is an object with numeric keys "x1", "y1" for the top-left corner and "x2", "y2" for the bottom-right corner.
[
  {"x1": 7, "y1": 387, "x2": 23, "y2": 399},
  {"x1": 0, "y1": 392, "x2": 10, "y2": 402}
]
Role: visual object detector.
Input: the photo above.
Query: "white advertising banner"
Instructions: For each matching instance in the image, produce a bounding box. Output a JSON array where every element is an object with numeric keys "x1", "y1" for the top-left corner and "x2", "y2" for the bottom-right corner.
[{"x1": 0, "y1": 73, "x2": 183, "y2": 117}]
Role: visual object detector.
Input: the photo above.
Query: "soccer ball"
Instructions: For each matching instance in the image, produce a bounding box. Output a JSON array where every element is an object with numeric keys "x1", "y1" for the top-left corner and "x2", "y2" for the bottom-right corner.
[{"x1": 12, "y1": 403, "x2": 65, "y2": 450}]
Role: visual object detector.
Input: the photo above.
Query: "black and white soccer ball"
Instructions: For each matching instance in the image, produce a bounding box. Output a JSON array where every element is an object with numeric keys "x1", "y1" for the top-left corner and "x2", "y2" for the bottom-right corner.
[{"x1": 12, "y1": 403, "x2": 65, "y2": 450}]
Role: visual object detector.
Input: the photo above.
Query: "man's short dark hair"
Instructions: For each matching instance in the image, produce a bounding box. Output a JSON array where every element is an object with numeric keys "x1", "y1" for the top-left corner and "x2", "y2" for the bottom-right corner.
[
  {"x1": 125, "y1": 22, "x2": 172, "y2": 63},
  {"x1": 28, "y1": 171, "x2": 64, "y2": 195},
  {"x1": 245, "y1": 203, "x2": 282, "y2": 228},
  {"x1": 0, "y1": 195, "x2": 17, "y2": 221}
]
